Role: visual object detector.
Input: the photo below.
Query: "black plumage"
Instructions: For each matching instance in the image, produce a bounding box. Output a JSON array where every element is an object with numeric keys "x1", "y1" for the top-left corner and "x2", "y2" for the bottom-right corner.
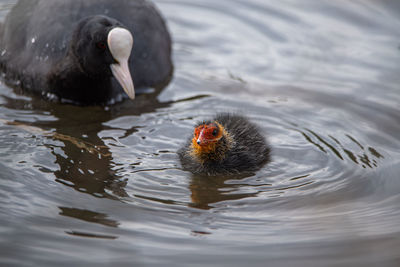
[
  {"x1": 178, "y1": 113, "x2": 270, "y2": 175},
  {"x1": 0, "y1": 0, "x2": 172, "y2": 105}
]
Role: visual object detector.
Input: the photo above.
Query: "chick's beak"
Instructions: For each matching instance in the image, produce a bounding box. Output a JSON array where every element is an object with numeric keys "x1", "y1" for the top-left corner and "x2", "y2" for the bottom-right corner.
[{"x1": 196, "y1": 129, "x2": 206, "y2": 145}]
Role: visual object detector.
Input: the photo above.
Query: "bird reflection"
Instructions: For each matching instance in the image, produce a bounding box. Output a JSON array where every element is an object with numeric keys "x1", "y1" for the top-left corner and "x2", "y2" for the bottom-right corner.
[
  {"x1": 189, "y1": 173, "x2": 259, "y2": 210},
  {"x1": 1, "y1": 86, "x2": 174, "y2": 199}
]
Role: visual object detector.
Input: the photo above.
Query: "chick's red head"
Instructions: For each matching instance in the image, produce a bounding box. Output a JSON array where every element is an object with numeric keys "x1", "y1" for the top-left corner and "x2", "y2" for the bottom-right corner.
[{"x1": 193, "y1": 122, "x2": 223, "y2": 146}]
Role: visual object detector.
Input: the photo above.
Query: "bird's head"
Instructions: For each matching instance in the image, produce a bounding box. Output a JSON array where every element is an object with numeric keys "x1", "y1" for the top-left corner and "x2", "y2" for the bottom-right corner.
[
  {"x1": 71, "y1": 15, "x2": 135, "y2": 100},
  {"x1": 191, "y1": 121, "x2": 224, "y2": 154}
]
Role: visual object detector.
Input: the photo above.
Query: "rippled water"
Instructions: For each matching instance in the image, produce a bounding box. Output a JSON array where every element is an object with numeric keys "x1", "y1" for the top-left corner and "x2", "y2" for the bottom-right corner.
[{"x1": 1, "y1": 0, "x2": 400, "y2": 266}]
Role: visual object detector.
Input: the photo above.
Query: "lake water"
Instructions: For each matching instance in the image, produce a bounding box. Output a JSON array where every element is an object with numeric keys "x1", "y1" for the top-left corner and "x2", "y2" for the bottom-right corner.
[{"x1": 1, "y1": 0, "x2": 400, "y2": 266}]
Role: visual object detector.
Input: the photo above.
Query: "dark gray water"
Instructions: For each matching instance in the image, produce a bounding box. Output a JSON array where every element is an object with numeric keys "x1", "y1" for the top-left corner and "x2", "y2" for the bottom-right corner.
[{"x1": 1, "y1": 0, "x2": 400, "y2": 266}]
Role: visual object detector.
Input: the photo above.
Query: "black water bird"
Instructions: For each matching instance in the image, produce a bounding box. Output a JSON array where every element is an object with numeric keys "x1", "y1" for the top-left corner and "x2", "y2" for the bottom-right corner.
[{"x1": 0, "y1": 0, "x2": 172, "y2": 105}]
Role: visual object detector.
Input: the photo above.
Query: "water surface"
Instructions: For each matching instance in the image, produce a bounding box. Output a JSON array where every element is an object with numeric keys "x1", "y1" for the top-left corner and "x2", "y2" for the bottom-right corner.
[{"x1": 1, "y1": 0, "x2": 400, "y2": 266}]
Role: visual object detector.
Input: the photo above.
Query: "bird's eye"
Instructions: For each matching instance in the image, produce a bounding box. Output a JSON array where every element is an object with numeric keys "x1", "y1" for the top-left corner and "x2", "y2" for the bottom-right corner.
[
  {"x1": 96, "y1": 41, "x2": 107, "y2": 50},
  {"x1": 212, "y1": 128, "x2": 218, "y2": 136}
]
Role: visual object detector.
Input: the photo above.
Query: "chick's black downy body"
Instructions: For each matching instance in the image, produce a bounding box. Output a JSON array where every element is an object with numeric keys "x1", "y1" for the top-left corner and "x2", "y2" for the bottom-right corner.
[{"x1": 178, "y1": 113, "x2": 270, "y2": 175}]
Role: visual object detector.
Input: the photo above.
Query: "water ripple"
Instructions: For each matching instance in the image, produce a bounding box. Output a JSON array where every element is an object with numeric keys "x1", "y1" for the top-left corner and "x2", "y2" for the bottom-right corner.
[{"x1": 0, "y1": 0, "x2": 400, "y2": 266}]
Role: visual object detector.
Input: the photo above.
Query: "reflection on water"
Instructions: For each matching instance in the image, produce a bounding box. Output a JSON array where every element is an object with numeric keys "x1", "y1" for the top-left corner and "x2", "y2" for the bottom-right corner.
[
  {"x1": 189, "y1": 173, "x2": 260, "y2": 210},
  {"x1": 1, "y1": 0, "x2": 400, "y2": 266},
  {"x1": 65, "y1": 231, "x2": 118, "y2": 239},
  {"x1": 293, "y1": 126, "x2": 384, "y2": 168},
  {"x1": 0, "y1": 85, "x2": 178, "y2": 199},
  {"x1": 59, "y1": 207, "x2": 119, "y2": 228}
]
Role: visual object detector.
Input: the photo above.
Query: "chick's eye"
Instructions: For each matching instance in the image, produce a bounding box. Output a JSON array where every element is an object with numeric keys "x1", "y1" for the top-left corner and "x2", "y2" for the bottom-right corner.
[
  {"x1": 96, "y1": 41, "x2": 107, "y2": 50},
  {"x1": 212, "y1": 129, "x2": 218, "y2": 136}
]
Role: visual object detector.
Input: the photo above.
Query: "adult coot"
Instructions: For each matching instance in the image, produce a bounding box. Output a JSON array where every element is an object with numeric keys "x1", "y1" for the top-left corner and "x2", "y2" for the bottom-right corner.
[
  {"x1": 0, "y1": 0, "x2": 172, "y2": 105},
  {"x1": 178, "y1": 113, "x2": 270, "y2": 175}
]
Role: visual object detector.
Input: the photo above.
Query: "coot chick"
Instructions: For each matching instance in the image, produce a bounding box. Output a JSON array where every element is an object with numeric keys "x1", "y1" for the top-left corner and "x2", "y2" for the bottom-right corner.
[
  {"x1": 0, "y1": 0, "x2": 172, "y2": 105},
  {"x1": 178, "y1": 113, "x2": 270, "y2": 175}
]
